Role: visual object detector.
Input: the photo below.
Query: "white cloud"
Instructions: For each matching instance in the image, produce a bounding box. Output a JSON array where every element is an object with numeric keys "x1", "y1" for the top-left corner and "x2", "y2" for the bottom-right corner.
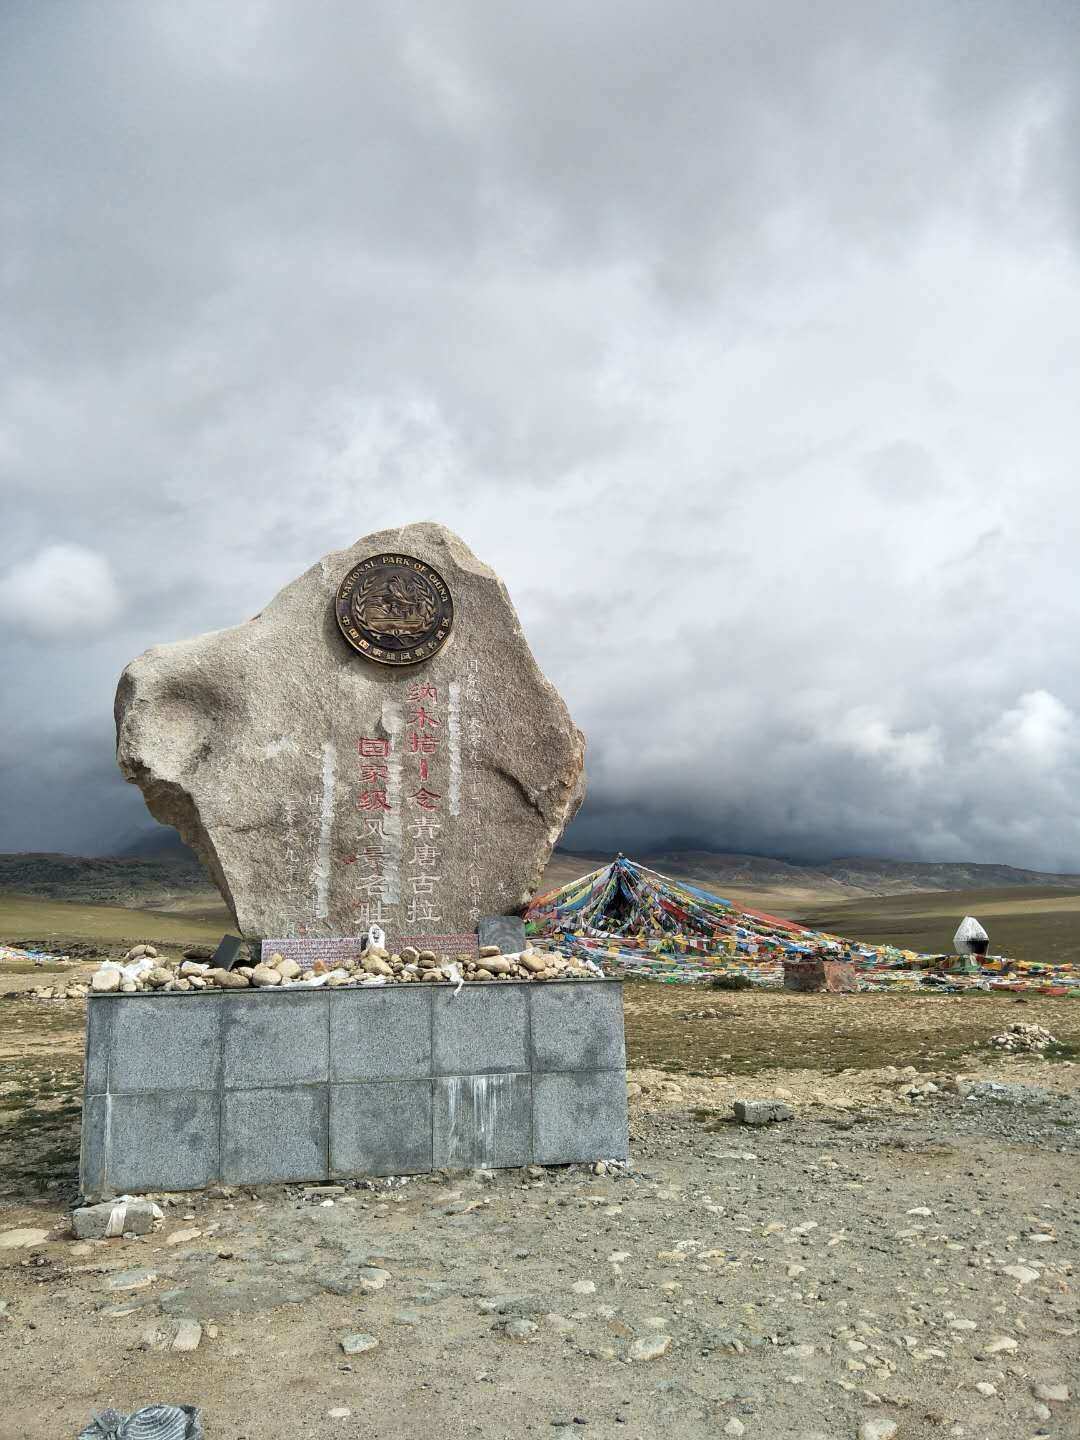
[
  {"x1": 981, "y1": 690, "x2": 1077, "y2": 770},
  {"x1": 831, "y1": 709, "x2": 944, "y2": 779},
  {"x1": 0, "y1": 544, "x2": 122, "y2": 638}
]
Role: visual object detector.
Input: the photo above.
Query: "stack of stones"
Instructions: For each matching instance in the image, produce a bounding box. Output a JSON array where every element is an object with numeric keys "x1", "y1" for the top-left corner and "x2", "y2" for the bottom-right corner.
[
  {"x1": 88, "y1": 941, "x2": 597, "y2": 994},
  {"x1": 30, "y1": 979, "x2": 90, "y2": 1001},
  {"x1": 989, "y1": 1022, "x2": 1057, "y2": 1054},
  {"x1": 248, "y1": 941, "x2": 596, "y2": 986}
]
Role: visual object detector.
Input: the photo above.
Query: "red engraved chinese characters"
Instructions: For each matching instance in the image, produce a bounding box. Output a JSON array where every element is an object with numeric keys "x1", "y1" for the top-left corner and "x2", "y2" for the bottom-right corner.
[{"x1": 404, "y1": 681, "x2": 443, "y2": 924}]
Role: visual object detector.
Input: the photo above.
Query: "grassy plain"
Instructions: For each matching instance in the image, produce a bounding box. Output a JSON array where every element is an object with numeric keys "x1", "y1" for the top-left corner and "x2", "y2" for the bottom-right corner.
[
  {"x1": 794, "y1": 884, "x2": 1080, "y2": 964},
  {"x1": 3, "y1": 871, "x2": 1080, "y2": 967},
  {"x1": 0, "y1": 893, "x2": 231, "y2": 952}
]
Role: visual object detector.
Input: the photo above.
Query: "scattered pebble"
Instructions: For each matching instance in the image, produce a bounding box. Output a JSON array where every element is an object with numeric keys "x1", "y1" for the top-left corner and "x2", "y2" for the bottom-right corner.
[
  {"x1": 978, "y1": 1336, "x2": 1018, "y2": 1358},
  {"x1": 171, "y1": 1319, "x2": 202, "y2": 1353},
  {"x1": 500, "y1": 1318, "x2": 538, "y2": 1341},
  {"x1": 629, "y1": 1334, "x2": 671, "y2": 1362},
  {"x1": 104, "y1": 1269, "x2": 157, "y2": 1292},
  {"x1": 1033, "y1": 1382, "x2": 1070, "y2": 1403},
  {"x1": 858, "y1": 1420, "x2": 898, "y2": 1440},
  {"x1": 0, "y1": 1228, "x2": 49, "y2": 1249},
  {"x1": 340, "y1": 1333, "x2": 379, "y2": 1356},
  {"x1": 1002, "y1": 1264, "x2": 1040, "y2": 1284}
]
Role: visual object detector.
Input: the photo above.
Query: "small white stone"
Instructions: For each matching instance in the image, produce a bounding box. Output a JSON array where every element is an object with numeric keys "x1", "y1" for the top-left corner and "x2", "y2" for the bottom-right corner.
[
  {"x1": 327, "y1": 1408, "x2": 352, "y2": 1420},
  {"x1": 172, "y1": 1320, "x2": 202, "y2": 1353},
  {"x1": 973, "y1": 1382, "x2": 996, "y2": 1397},
  {"x1": 340, "y1": 1332, "x2": 379, "y2": 1355},
  {"x1": 0, "y1": 1228, "x2": 49, "y2": 1249},
  {"x1": 979, "y1": 1336, "x2": 1018, "y2": 1357},
  {"x1": 629, "y1": 1334, "x2": 671, "y2": 1361},
  {"x1": 357, "y1": 1267, "x2": 391, "y2": 1292},
  {"x1": 724, "y1": 1421, "x2": 745, "y2": 1437},
  {"x1": 571, "y1": 1279, "x2": 596, "y2": 1295},
  {"x1": 1002, "y1": 1264, "x2": 1040, "y2": 1284},
  {"x1": 165, "y1": 1228, "x2": 202, "y2": 1246},
  {"x1": 858, "y1": 1420, "x2": 897, "y2": 1440},
  {"x1": 1033, "y1": 1382, "x2": 1070, "y2": 1402}
]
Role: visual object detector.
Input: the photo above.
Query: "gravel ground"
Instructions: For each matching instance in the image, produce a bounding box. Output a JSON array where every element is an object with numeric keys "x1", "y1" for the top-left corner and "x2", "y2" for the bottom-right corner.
[{"x1": 1, "y1": 1072, "x2": 1077, "y2": 1440}]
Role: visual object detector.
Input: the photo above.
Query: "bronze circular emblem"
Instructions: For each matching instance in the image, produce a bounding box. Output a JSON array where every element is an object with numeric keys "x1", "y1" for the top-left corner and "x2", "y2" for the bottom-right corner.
[{"x1": 335, "y1": 553, "x2": 454, "y2": 666}]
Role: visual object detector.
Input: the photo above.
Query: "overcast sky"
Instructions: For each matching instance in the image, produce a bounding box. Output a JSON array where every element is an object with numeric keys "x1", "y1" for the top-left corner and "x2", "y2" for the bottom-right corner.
[{"x1": 3, "y1": 1, "x2": 1080, "y2": 871}]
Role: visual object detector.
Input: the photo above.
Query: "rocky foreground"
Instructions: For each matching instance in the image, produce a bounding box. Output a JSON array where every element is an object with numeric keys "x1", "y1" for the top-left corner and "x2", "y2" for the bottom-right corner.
[{"x1": 1, "y1": 1067, "x2": 1077, "y2": 1440}]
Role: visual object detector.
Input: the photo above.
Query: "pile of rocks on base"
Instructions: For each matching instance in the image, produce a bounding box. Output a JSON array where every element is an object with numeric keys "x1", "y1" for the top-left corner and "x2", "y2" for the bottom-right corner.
[
  {"x1": 89, "y1": 942, "x2": 598, "y2": 994},
  {"x1": 989, "y1": 1022, "x2": 1057, "y2": 1054}
]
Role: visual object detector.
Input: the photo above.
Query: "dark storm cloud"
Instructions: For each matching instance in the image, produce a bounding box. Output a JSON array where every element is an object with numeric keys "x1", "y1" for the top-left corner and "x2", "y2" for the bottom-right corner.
[{"x1": 2, "y1": 1, "x2": 1080, "y2": 868}]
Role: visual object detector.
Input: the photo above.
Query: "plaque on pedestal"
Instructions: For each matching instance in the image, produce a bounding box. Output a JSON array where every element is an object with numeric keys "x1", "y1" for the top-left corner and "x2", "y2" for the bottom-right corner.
[{"x1": 260, "y1": 936, "x2": 367, "y2": 971}]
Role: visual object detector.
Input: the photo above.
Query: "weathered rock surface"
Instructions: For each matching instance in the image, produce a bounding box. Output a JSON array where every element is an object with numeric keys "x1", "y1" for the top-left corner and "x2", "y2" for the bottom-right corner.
[
  {"x1": 733, "y1": 1098, "x2": 794, "y2": 1125},
  {"x1": 72, "y1": 1198, "x2": 163, "y2": 1239},
  {"x1": 115, "y1": 523, "x2": 585, "y2": 938}
]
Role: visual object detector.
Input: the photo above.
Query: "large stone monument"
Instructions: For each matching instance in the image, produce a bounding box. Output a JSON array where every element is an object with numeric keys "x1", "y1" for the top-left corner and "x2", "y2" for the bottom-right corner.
[
  {"x1": 81, "y1": 524, "x2": 628, "y2": 1198},
  {"x1": 115, "y1": 522, "x2": 585, "y2": 940}
]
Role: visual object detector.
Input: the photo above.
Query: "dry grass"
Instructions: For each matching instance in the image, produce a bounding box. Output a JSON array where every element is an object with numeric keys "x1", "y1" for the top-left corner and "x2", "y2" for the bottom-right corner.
[
  {"x1": 0, "y1": 893, "x2": 232, "y2": 950},
  {"x1": 623, "y1": 982, "x2": 1080, "y2": 1077}
]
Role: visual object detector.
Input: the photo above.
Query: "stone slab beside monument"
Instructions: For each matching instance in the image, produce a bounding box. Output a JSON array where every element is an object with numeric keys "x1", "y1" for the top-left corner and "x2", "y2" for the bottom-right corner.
[{"x1": 80, "y1": 981, "x2": 628, "y2": 1197}]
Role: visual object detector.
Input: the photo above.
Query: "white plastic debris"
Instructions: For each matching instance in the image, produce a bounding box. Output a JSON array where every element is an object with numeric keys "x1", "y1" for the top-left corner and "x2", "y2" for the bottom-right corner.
[
  {"x1": 442, "y1": 962, "x2": 465, "y2": 995},
  {"x1": 96, "y1": 956, "x2": 156, "y2": 984}
]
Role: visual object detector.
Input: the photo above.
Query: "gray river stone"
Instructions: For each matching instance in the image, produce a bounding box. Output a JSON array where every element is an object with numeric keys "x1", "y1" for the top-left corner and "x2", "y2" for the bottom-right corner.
[{"x1": 115, "y1": 522, "x2": 585, "y2": 939}]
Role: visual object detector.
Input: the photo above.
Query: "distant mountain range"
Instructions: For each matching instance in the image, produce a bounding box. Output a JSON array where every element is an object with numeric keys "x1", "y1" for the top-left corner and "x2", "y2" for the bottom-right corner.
[
  {"x1": 538, "y1": 848, "x2": 1080, "y2": 900},
  {"x1": 2, "y1": 844, "x2": 1078, "y2": 909},
  {"x1": 0, "y1": 851, "x2": 209, "y2": 906}
]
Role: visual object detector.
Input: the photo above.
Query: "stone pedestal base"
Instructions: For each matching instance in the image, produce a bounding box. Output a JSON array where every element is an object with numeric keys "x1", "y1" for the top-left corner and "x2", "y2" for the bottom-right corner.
[{"x1": 79, "y1": 981, "x2": 627, "y2": 1199}]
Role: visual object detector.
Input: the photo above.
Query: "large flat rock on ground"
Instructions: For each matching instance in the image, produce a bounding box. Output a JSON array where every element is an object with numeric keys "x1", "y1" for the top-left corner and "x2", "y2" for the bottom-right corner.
[{"x1": 115, "y1": 523, "x2": 585, "y2": 939}]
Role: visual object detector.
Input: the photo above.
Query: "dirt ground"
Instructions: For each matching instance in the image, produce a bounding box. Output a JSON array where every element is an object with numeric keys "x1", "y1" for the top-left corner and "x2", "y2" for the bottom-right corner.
[{"x1": 1, "y1": 963, "x2": 1078, "y2": 1440}]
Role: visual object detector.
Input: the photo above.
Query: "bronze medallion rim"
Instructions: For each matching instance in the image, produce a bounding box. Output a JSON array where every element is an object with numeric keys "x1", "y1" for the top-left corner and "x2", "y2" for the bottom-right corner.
[{"x1": 334, "y1": 552, "x2": 454, "y2": 666}]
